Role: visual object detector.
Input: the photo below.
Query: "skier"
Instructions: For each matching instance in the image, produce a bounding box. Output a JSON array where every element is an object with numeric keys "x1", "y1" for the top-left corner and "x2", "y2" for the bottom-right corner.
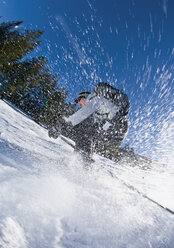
[{"x1": 48, "y1": 83, "x2": 129, "y2": 162}]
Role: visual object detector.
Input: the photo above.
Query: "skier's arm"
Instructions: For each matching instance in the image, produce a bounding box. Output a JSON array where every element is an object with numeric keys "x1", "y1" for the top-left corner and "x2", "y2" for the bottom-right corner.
[{"x1": 64, "y1": 99, "x2": 97, "y2": 126}]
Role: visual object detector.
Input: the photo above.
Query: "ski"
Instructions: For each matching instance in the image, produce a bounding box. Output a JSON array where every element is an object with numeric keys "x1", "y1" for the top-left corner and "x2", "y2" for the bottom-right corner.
[
  {"x1": 60, "y1": 135, "x2": 174, "y2": 216},
  {"x1": 107, "y1": 169, "x2": 174, "y2": 216}
]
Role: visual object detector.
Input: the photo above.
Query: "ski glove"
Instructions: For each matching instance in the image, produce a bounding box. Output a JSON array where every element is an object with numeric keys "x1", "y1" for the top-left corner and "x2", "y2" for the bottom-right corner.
[
  {"x1": 48, "y1": 126, "x2": 61, "y2": 139},
  {"x1": 48, "y1": 121, "x2": 74, "y2": 139}
]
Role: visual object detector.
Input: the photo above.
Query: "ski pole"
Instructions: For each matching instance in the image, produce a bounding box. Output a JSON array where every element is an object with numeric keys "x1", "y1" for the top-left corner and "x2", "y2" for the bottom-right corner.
[{"x1": 60, "y1": 135, "x2": 75, "y2": 149}]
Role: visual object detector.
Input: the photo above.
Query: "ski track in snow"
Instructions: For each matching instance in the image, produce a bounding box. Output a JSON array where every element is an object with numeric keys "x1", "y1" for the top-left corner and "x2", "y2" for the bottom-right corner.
[{"x1": 0, "y1": 99, "x2": 174, "y2": 248}]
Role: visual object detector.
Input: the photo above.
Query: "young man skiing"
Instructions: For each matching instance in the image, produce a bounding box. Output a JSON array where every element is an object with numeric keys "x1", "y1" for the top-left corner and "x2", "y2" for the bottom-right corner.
[{"x1": 48, "y1": 83, "x2": 129, "y2": 162}]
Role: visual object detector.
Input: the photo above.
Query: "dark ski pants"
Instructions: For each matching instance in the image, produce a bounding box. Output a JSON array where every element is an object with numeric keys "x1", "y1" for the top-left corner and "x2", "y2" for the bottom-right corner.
[{"x1": 72, "y1": 116, "x2": 128, "y2": 159}]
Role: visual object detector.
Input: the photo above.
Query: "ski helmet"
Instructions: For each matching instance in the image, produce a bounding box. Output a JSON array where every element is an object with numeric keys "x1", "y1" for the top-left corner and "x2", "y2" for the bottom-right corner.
[{"x1": 75, "y1": 91, "x2": 91, "y2": 103}]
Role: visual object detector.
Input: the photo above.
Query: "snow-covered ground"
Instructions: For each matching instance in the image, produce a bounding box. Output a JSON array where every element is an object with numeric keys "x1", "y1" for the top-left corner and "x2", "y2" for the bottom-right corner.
[{"x1": 0, "y1": 99, "x2": 174, "y2": 248}]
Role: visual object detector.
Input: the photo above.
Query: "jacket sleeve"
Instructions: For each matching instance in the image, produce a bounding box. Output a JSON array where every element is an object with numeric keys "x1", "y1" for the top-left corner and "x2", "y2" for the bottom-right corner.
[{"x1": 64, "y1": 99, "x2": 97, "y2": 126}]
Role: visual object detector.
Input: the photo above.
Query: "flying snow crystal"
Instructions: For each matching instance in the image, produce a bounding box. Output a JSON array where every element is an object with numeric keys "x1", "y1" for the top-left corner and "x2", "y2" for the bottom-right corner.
[
  {"x1": 163, "y1": 0, "x2": 168, "y2": 18},
  {"x1": 55, "y1": 15, "x2": 86, "y2": 64},
  {"x1": 0, "y1": 217, "x2": 28, "y2": 248},
  {"x1": 2, "y1": 1, "x2": 7, "y2": 5}
]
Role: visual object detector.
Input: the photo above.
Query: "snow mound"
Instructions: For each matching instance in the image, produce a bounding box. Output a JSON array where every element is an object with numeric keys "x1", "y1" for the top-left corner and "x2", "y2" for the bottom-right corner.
[{"x1": 0, "y1": 99, "x2": 174, "y2": 248}]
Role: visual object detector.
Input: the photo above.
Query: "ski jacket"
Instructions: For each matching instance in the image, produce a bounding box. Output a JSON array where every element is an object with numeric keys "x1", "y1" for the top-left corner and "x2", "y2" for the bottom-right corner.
[{"x1": 64, "y1": 93, "x2": 121, "y2": 127}]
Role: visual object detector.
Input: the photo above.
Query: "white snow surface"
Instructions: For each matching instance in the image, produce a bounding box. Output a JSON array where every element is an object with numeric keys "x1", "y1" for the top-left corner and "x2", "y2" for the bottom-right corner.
[{"x1": 0, "y1": 99, "x2": 174, "y2": 248}]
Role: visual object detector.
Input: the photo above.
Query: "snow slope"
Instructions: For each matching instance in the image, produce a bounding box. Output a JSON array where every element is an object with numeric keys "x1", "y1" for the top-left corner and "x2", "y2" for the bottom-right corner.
[{"x1": 0, "y1": 99, "x2": 174, "y2": 248}]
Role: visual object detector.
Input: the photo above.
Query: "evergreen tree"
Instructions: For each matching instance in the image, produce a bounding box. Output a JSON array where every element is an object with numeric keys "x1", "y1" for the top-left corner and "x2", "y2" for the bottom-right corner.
[
  {"x1": 0, "y1": 20, "x2": 43, "y2": 68},
  {"x1": 0, "y1": 72, "x2": 7, "y2": 98},
  {"x1": 0, "y1": 19, "x2": 74, "y2": 127},
  {"x1": 34, "y1": 84, "x2": 75, "y2": 127},
  {"x1": 0, "y1": 20, "x2": 44, "y2": 102},
  {"x1": 5, "y1": 57, "x2": 49, "y2": 104}
]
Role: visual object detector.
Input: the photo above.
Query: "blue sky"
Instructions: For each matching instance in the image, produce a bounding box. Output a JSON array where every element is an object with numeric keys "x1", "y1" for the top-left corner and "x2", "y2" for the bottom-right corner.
[{"x1": 0, "y1": 0, "x2": 173, "y2": 157}]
